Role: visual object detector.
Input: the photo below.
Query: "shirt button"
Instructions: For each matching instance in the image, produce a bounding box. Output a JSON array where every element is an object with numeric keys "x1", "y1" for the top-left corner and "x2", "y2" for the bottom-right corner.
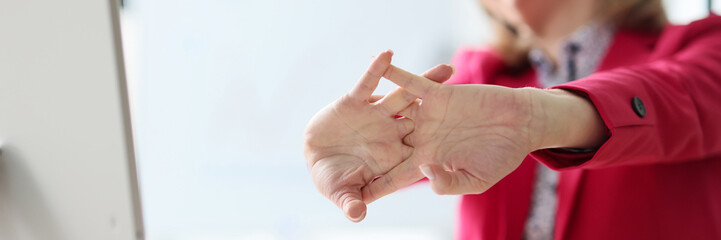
[{"x1": 632, "y1": 96, "x2": 646, "y2": 118}]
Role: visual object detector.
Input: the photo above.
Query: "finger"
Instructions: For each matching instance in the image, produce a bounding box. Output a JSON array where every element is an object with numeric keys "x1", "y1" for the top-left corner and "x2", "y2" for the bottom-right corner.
[
  {"x1": 374, "y1": 87, "x2": 418, "y2": 115},
  {"x1": 419, "y1": 164, "x2": 486, "y2": 195},
  {"x1": 349, "y1": 50, "x2": 393, "y2": 101},
  {"x1": 424, "y1": 64, "x2": 455, "y2": 84},
  {"x1": 369, "y1": 95, "x2": 384, "y2": 103},
  {"x1": 322, "y1": 184, "x2": 367, "y2": 222},
  {"x1": 382, "y1": 64, "x2": 441, "y2": 98},
  {"x1": 402, "y1": 145, "x2": 413, "y2": 160},
  {"x1": 375, "y1": 64, "x2": 454, "y2": 114},
  {"x1": 395, "y1": 117, "x2": 414, "y2": 137},
  {"x1": 311, "y1": 158, "x2": 369, "y2": 222},
  {"x1": 336, "y1": 189, "x2": 367, "y2": 222},
  {"x1": 362, "y1": 155, "x2": 424, "y2": 204},
  {"x1": 397, "y1": 99, "x2": 421, "y2": 120}
]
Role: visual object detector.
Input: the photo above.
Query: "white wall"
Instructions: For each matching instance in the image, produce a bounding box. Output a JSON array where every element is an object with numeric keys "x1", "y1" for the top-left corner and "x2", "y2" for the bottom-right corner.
[{"x1": 664, "y1": 0, "x2": 718, "y2": 24}]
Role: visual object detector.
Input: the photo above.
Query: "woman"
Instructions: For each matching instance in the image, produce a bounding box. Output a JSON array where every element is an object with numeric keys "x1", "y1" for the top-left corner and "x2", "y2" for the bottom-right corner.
[{"x1": 304, "y1": 0, "x2": 721, "y2": 239}]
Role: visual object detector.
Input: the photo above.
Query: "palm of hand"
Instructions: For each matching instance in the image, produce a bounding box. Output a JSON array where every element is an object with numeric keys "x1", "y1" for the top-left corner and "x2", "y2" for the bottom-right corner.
[
  {"x1": 365, "y1": 67, "x2": 537, "y2": 202},
  {"x1": 413, "y1": 85, "x2": 534, "y2": 193},
  {"x1": 308, "y1": 94, "x2": 413, "y2": 174},
  {"x1": 304, "y1": 94, "x2": 413, "y2": 221},
  {"x1": 304, "y1": 50, "x2": 453, "y2": 222}
]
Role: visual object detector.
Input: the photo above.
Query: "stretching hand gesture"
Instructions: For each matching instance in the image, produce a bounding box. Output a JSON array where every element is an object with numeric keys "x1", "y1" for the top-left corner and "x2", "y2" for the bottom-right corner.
[
  {"x1": 362, "y1": 63, "x2": 605, "y2": 202},
  {"x1": 362, "y1": 65, "x2": 540, "y2": 202},
  {"x1": 303, "y1": 50, "x2": 453, "y2": 222}
]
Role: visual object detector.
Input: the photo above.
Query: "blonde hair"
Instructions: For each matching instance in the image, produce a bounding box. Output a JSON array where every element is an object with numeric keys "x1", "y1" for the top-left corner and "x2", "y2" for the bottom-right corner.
[{"x1": 487, "y1": 0, "x2": 668, "y2": 68}]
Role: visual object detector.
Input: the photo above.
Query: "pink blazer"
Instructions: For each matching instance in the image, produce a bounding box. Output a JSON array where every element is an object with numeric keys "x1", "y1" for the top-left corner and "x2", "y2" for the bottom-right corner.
[{"x1": 445, "y1": 15, "x2": 721, "y2": 240}]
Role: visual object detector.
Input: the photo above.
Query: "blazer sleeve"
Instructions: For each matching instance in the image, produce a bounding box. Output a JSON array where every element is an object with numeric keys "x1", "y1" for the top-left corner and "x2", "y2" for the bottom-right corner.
[{"x1": 531, "y1": 15, "x2": 721, "y2": 170}]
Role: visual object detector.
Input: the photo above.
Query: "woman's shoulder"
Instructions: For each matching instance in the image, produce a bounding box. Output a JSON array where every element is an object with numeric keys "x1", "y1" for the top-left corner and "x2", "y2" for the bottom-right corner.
[
  {"x1": 655, "y1": 14, "x2": 721, "y2": 52},
  {"x1": 670, "y1": 14, "x2": 721, "y2": 33}
]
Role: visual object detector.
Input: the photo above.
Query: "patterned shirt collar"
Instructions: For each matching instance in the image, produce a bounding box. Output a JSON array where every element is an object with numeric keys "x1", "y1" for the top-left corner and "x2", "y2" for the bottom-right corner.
[{"x1": 529, "y1": 21, "x2": 616, "y2": 88}]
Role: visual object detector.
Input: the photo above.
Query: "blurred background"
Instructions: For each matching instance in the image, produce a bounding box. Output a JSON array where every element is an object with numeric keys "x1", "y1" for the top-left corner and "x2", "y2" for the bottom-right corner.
[{"x1": 119, "y1": 0, "x2": 720, "y2": 239}]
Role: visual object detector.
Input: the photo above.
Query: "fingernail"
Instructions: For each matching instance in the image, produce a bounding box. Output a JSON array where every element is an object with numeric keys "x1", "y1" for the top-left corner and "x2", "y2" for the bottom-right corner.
[
  {"x1": 349, "y1": 210, "x2": 366, "y2": 222},
  {"x1": 420, "y1": 165, "x2": 435, "y2": 180},
  {"x1": 446, "y1": 64, "x2": 455, "y2": 74},
  {"x1": 386, "y1": 49, "x2": 394, "y2": 55}
]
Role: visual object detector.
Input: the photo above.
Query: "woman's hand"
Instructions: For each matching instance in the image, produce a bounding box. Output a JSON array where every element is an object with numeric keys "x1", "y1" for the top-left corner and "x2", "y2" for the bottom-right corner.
[
  {"x1": 303, "y1": 50, "x2": 453, "y2": 222},
  {"x1": 363, "y1": 65, "x2": 606, "y2": 202}
]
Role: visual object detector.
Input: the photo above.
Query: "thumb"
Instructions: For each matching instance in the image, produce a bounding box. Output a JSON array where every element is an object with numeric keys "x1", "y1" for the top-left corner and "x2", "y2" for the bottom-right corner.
[
  {"x1": 419, "y1": 164, "x2": 481, "y2": 195},
  {"x1": 310, "y1": 158, "x2": 369, "y2": 222},
  {"x1": 338, "y1": 190, "x2": 367, "y2": 222},
  {"x1": 422, "y1": 64, "x2": 455, "y2": 84}
]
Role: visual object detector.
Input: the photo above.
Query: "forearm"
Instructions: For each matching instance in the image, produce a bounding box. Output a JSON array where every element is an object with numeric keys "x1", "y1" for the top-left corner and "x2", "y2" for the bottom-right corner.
[{"x1": 529, "y1": 88, "x2": 608, "y2": 150}]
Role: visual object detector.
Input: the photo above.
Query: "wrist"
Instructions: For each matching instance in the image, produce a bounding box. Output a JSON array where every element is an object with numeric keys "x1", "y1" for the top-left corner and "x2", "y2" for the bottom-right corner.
[{"x1": 529, "y1": 88, "x2": 607, "y2": 150}]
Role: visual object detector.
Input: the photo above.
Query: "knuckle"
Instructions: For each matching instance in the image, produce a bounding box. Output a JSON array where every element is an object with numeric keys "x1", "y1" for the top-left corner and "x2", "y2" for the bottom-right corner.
[{"x1": 330, "y1": 188, "x2": 359, "y2": 209}]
